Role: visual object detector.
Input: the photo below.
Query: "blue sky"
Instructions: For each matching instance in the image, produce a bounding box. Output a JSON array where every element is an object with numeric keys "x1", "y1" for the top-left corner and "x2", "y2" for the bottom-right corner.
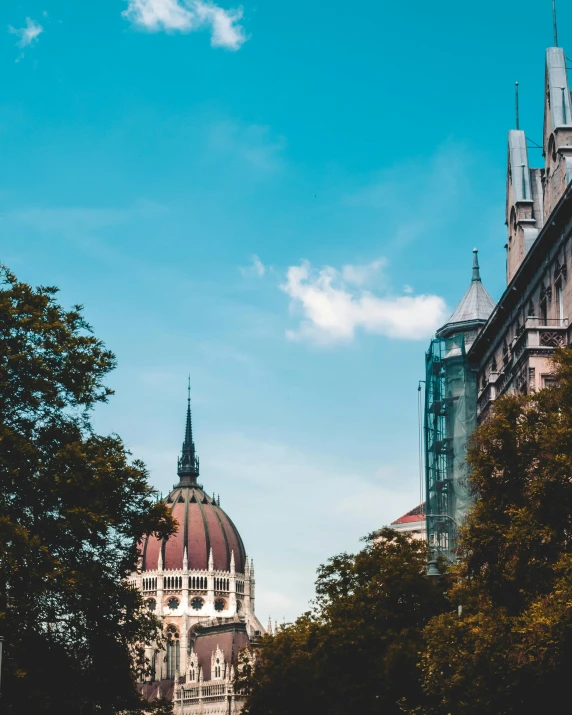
[{"x1": 1, "y1": 0, "x2": 570, "y2": 621}]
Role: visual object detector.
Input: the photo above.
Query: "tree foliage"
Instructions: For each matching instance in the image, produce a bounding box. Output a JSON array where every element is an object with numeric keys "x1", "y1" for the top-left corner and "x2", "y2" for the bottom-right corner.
[
  {"x1": 237, "y1": 529, "x2": 448, "y2": 715},
  {"x1": 421, "y1": 348, "x2": 572, "y2": 714},
  {"x1": 0, "y1": 267, "x2": 175, "y2": 714}
]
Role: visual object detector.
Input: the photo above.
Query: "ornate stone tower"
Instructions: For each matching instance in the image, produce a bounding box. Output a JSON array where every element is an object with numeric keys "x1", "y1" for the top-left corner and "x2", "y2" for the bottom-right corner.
[{"x1": 131, "y1": 386, "x2": 265, "y2": 712}]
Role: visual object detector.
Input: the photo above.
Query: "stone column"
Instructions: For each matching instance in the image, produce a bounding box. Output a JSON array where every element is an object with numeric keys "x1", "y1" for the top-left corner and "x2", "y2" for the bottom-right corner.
[
  {"x1": 156, "y1": 550, "x2": 164, "y2": 617},
  {"x1": 243, "y1": 556, "x2": 251, "y2": 617},
  {"x1": 229, "y1": 550, "x2": 237, "y2": 614},
  {"x1": 249, "y1": 558, "x2": 255, "y2": 614},
  {"x1": 207, "y1": 548, "x2": 215, "y2": 612}
]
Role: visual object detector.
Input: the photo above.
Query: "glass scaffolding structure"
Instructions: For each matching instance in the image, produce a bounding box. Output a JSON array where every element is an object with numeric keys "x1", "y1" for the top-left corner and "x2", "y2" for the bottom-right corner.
[{"x1": 425, "y1": 334, "x2": 477, "y2": 563}]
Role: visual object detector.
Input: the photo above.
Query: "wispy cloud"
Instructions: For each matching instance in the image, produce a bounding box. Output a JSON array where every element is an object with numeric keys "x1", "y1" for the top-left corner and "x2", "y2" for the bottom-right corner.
[
  {"x1": 343, "y1": 142, "x2": 470, "y2": 255},
  {"x1": 3, "y1": 200, "x2": 165, "y2": 233},
  {"x1": 207, "y1": 121, "x2": 286, "y2": 172},
  {"x1": 9, "y1": 17, "x2": 43, "y2": 60},
  {"x1": 240, "y1": 254, "x2": 268, "y2": 278},
  {"x1": 123, "y1": 0, "x2": 247, "y2": 50},
  {"x1": 281, "y1": 259, "x2": 447, "y2": 344},
  {"x1": 134, "y1": 432, "x2": 418, "y2": 619}
]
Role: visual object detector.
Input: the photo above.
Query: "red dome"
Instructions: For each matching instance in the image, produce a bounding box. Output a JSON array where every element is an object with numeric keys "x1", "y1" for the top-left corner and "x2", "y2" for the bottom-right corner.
[
  {"x1": 141, "y1": 390, "x2": 246, "y2": 574},
  {"x1": 141, "y1": 486, "x2": 246, "y2": 573}
]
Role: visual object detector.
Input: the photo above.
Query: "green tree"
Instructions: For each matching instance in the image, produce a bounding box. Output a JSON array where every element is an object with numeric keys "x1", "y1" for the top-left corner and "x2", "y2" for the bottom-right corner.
[
  {"x1": 237, "y1": 529, "x2": 447, "y2": 715},
  {"x1": 0, "y1": 267, "x2": 175, "y2": 715},
  {"x1": 421, "y1": 348, "x2": 572, "y2": 714}
]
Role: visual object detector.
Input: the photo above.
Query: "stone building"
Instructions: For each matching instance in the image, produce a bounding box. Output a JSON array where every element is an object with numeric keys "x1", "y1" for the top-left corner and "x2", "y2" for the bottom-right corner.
[
  {"x1": 424, "y1": 40, "x2": 572, "y2": 562},
  {"x1": 389, "y1": 504, "x2": 426, "y2": 541},
  {"x1": 131, "y1": 391, "x2": 265, "y2": 713}
]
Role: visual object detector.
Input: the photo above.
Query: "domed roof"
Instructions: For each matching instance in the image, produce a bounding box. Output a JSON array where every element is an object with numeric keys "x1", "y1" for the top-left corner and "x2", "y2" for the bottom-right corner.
[{"x1": 140, "y1": 388, "x2": 246, "y2": 574}]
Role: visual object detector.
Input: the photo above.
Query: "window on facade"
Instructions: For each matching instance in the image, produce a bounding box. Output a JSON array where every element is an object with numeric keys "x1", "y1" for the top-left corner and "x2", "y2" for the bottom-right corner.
[
  {"x1": 147, "y1": 599, "x2": 156, "y2": 612},
  {"x1": 557, "y1": 283, "x2": 564, "y2": 325},
  {"x1": 190, "y1": 665, "x2": 195, "y2": 682},
  {"x1": 215, "y1": 658, "x2": 221, "y2": 678},
  {"x1": 191, "y1": 597, "x2": 204, "y2": 611},
  {"x1": 166, "y1": 625, "x2": 180, "y2": 679},
  {"x1": 214, "y1": 598, "x2": 225, "y2": 612},
  {"x1": 540, "y1": 298, "x2": 548, "y2": 324},
  {"x1": 167, "y1": 597, "x2": 179, "y2": 611}
]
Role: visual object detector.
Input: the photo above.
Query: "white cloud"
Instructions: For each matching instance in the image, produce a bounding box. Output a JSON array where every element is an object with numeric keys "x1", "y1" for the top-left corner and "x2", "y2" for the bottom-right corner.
[
  {"x1": 123, "y1": 0, "x2": 247, "y2": 50},
  {"x1": 341, "y1": 258, "x2": 386, "y2": 286},
  {"x1": 281, "y1": 260, "x2": 447, "y2": 344},
  {"x1": 9, "y1": 17, "x2": 43, "y2": 48}
]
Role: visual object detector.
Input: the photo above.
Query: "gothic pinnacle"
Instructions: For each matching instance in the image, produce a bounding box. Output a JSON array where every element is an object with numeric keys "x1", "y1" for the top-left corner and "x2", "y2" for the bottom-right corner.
[{"x1": 177, "y1": 378, "x2": 200, "y2": 485}]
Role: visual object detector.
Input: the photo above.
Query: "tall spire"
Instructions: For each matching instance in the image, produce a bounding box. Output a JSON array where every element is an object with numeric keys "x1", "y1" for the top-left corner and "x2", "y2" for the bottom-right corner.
[
  {"x1": 552, "y1": 0, "x2": 558, "y2": 47},
  {"x1": 436, "y1": 249, "x2": 495, "y2": 339},
  {"x1": 472, "y1": 248, "x2": 481, "y2": 282},
  {"x1": 177, "y1": 377, "x2": 200, "y2": 485}
]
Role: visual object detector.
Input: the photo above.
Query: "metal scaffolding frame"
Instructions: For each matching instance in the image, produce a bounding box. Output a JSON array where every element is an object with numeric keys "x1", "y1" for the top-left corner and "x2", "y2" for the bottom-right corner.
[{"x1": 425, "y1": 334, "x2": 475, "y2": 563}]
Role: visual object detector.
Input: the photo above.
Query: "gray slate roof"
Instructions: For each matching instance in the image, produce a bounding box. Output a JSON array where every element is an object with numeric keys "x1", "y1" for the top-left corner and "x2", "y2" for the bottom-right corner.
[
  {"x1": 508, "y1": 130, "x2": 532, "y2": 202},
  {"x1": 437, "y1": 249, "x2": 495, "y2": 338},
  {"x1": 546, "y1": 47, "x2": 572, "y2": 130}
]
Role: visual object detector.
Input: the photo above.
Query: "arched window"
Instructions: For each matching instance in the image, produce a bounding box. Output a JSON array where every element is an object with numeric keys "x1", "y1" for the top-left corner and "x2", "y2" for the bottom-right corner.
[
  {"x1": 214, "y1": 657, "x2": 221, "y2": 678},
  {"x1": 190, "y1": 664, "x2": 195, "y2": 682},
  {"x1": 166, "y1": 625, "x2": 180, "y2": 679},
  {"x1": 215, "y1": 598, "x2": 225, "y2": 612}
]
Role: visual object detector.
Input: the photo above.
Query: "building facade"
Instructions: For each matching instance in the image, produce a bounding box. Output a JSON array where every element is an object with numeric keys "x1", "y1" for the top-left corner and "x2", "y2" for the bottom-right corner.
[
  {"x1": 425, "y1": 42, "x2": 572, "y2": 562},
  {"x1": 389, "y1": 504, "x2": 426, "y2": 541},
  {"x1": 131, "y1": 392, "x2": 265, "y2": 713}
]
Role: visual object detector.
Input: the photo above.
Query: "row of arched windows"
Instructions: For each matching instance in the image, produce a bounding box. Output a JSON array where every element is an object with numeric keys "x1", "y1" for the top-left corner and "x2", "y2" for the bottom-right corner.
[
  {"x1": 142, "y1": 575, "x2": 244, "y2": 592},
  {"x1": 190, "y1": 576, "x2": 207, "y2": 590},
  {"x1": 165, "y1": 576, "x2": 183, "y2": 590}
]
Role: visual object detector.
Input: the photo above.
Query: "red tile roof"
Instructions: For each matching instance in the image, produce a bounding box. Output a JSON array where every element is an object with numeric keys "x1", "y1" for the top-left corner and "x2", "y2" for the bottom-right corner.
[{"x1": 391, "y1": 503, "x2": 425, "y2": 525}]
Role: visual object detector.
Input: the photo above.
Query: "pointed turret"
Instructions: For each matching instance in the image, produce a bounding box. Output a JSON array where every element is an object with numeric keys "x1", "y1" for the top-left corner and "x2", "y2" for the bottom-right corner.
[
  {"x1": 506, "y1": 127, "x2": 542, "y2": 282},
  {"x1": 436, "y1": 250, "x2": 495, "y2": 340},
  {"x1": 543, "y1": 45, "x2": 572, "y2": 219},
  {"x1": 177, "y1": 378, "x2": 200, "y2": 486}
]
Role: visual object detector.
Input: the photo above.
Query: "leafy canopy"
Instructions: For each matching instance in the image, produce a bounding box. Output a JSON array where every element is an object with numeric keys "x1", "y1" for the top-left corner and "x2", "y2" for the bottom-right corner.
[
  {"x1": 237, "y1": 529, "x2": 447, "y2": 715},
  {"x1": 421, "y1": 349, "x2": 572, "y2": 714},
  {"x1": 0, "y1": 267, "x2": 175, "y2": 715}
]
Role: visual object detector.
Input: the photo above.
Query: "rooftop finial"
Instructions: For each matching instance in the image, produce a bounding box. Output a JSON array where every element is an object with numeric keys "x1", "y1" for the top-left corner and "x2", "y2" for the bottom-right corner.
[
  {"x1": 177, "y1": 378, "x2": 200, "y2": 485},
  {"x1": 472, "y1": 248, "x2": 481, "y2": 283},
  {"x1": 515, "y1": 82, "x2": 520, "y2": 130},
  {"x1": 552, "y1": 0, "x2": 558, "y2": 47}
]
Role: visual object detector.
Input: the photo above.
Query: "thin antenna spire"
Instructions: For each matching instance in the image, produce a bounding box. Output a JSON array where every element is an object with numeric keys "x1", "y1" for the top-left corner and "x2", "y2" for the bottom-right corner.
[
  {"x1": 515, "y1": 82, "x2": 520, "y2": 130},
  {"x1": 552, "y1": 0, "x2": 558, "y2": 47},
  {"x1": 472, "y1": 248, "x2": 481, "y2": 283}
]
